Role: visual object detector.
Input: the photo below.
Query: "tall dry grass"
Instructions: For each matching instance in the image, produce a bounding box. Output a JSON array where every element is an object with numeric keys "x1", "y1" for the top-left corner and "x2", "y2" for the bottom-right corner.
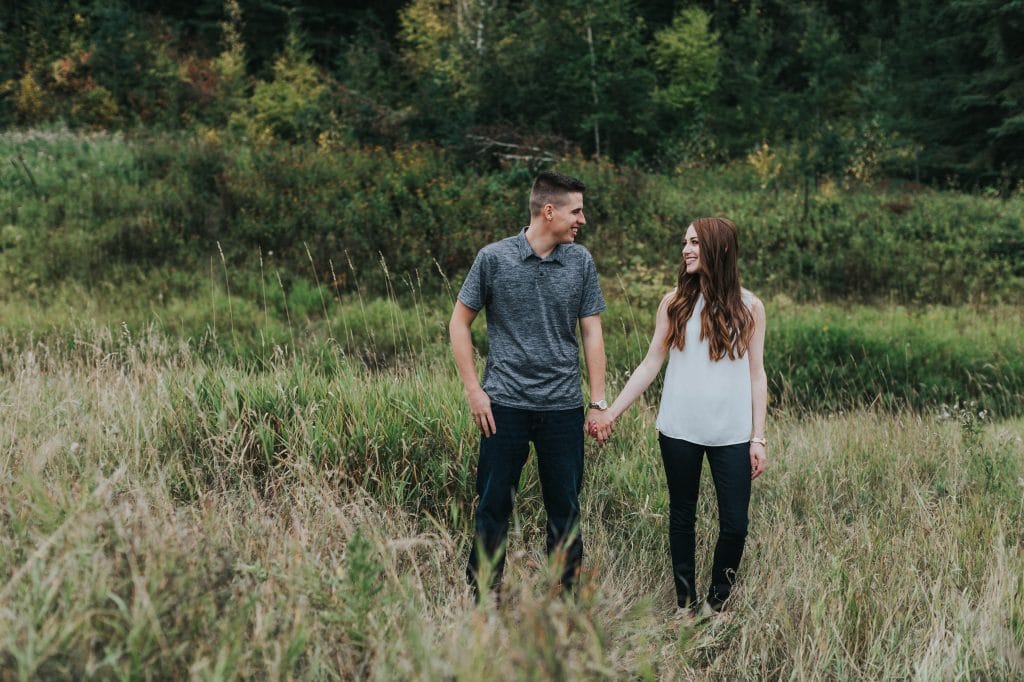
[{"x1": 1, "y1": 325, "x2": 1021, "y2": 679}]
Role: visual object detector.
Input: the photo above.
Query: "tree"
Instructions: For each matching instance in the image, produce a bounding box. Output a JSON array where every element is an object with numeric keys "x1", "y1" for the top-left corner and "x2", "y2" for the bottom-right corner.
[
  {"x1": 652, "y1": 8, "x2": 719, "y2": 114},
  {"x1": 895, "y1": 0, "x2": 1024, "y2": 183},
  {"x1": 398, "y1": 0, "x2": 510, "y2": 139},
  {"x1": 701, "y1": 0, "x2": 792, "y2": 158},
  {"x1": 475, "y1": 0, "x2": 656, "y2": 160},
  {"x1": 203, "y1": 0, "x2": 249, "y2": 127},
  {"x1": 649, "y1": 7, "x2": 721, "y2": 164},
  {"x1": 231, "y1": 29, "x2": 332, "y2": 143}
]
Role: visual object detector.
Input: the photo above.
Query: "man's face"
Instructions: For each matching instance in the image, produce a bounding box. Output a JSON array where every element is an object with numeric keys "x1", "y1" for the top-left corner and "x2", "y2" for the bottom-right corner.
[{"x1": 546, "y1": 192, "x2": 586, "y2": 244}]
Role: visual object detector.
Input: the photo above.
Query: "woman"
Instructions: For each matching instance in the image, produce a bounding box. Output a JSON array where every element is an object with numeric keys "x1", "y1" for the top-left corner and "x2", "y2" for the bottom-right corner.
[{"x1": 589, "y1": 217, "x2": 767, "y2": 618}]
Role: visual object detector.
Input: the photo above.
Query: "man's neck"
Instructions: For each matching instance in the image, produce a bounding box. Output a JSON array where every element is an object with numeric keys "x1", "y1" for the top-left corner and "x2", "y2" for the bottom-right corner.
[{"x1": 525, "y1": 222, "x2": 558, "y2": 259}]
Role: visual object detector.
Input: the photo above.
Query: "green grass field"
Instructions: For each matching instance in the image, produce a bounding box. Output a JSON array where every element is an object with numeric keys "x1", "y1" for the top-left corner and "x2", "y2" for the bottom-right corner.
[
  {"x1": 1, "y1": 299, "x2": 1022, "y2": 679},
  {"x1": 2, "y1": 129, "x2": 1022, "y2": 678}
]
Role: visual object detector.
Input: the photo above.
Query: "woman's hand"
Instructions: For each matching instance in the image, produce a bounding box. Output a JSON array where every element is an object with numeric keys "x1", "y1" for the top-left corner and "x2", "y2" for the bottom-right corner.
[{"x1": 750, "y1": 441, "x2": 767, "y2": 479}]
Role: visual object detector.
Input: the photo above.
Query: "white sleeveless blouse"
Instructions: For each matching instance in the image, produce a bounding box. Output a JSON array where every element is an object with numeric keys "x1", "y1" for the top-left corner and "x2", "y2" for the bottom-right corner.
[{"x1": 655, "y1": 291, "x2": 754, "y2": 446}]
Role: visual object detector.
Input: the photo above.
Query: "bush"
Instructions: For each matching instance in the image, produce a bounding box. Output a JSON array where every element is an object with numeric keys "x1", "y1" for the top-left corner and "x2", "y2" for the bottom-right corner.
[
  {"x1": 603, "y1": 299, "x2": 1024, "y2": 416},
  {"x1": 229, "y1": 31, "x2": 335, "y2": 144},
  {"x1": 2, "y1": 128, "x2": 1023, "y2": 305}
]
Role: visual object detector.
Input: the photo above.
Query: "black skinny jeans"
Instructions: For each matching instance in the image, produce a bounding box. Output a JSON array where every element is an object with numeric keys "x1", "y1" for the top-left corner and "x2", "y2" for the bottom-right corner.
[{"x1": 658, "y1": 433, "x2": 751, "y2": 611}]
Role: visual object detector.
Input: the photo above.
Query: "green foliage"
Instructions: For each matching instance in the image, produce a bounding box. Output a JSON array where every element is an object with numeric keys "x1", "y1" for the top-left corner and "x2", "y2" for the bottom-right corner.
[
  {"x1": 618, "y1": 166, "x2": 1024, "y2": 304},
  {"x1": 892, "y1": 0, "x2": 1024, "y2": 183},
  {"x1": 0, "y1": 127, "x2": 239, "y2": 291},
  {"x1": 508, "y1": 0, "x2": 657, "y2": 160},
  {"x1": 3, "y1": 129, "x2": 1023, "y2": 307},
  {"x1": 764, "y1": 303, "x2": 1024, "y2": 415},
  {"x1": 221, "y1": 138, "x2": 514, "y2": 291},
  {"x1": 88, "y1": 3, "x2": 183, "y2": 126},
  {"x1": 398, "y1": 0, "x2": 486, "y2": 107},
  {"x1": 332, "y1": 14, "x2": 411, "y2": 145},
  {"x1": 396, "y1": 0, "x2": 660, "y2": 158},
  {"x1": 603, "y1": 299, "x2": 1024, "y2": 417},
  {"x1": 181, "y1": 0, "x2": 250, "y2": 129},
  {"x1": 155, "y1": 353, "x2": 473, "y2": 512},
  {"x1": 231, "y1": 31, "x2": 335, "y2": 143},
  {"x1": 3, "y1": 0, "x2": 1023, "y2": 182},
  {"x1": 651, "y1": 8, "x2": 719, "y2": 117},
  {"x1": 705, "y1": 0, "x2": 784, "y2": 159},
  {"x1": 2, "y1": 277, "x2": 1023, "y2": 421},
  {"x1": 646, "y1": 7, "x2": 721, "y2": 166}
]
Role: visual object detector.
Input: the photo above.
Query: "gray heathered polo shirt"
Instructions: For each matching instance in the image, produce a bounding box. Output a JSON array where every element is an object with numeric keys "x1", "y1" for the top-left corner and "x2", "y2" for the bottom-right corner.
[{"x1": 457, "y1": 227, "x2": 606, "y2": 410}]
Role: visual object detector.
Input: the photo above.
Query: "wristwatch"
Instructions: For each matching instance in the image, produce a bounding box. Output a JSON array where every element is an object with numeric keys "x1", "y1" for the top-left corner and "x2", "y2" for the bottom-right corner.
[{"x1": 589, "y1": 399, "x2": 608, "y2": 410}]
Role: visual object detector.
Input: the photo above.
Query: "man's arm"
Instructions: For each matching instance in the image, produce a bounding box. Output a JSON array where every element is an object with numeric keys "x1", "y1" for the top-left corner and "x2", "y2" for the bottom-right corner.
[
  {"x1": 579, "y1": 314, "x2": 608, "y2": 442},
  {"x1": 450, "y1": 300, "x2": 496, "y2": 437}
]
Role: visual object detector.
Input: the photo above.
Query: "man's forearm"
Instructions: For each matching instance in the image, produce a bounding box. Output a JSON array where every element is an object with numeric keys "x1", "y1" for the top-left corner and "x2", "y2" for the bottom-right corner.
[
  {"x1": 585, "y1": 352, "x2": 606, "y2": 401},
  {"x1": 581, "y1": 322, "x2": 606, "y2": 401}
]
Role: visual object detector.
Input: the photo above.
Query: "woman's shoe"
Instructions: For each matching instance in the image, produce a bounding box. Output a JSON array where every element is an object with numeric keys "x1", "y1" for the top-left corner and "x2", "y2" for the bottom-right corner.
[{"x1": 673, "y1": 606, "x2": 698, "y2": 624}]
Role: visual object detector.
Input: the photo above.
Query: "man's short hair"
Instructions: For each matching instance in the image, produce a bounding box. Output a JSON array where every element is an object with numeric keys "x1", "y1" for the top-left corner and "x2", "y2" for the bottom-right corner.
[{"x1": 530, "y1": 171, "x2": 587, "y2": 217}]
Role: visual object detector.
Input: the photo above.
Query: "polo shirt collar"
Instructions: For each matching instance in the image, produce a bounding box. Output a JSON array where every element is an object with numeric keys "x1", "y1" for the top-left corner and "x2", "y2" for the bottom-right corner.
[{"x1": 517, "y1": 227, "x2": 565, "y2": 263}]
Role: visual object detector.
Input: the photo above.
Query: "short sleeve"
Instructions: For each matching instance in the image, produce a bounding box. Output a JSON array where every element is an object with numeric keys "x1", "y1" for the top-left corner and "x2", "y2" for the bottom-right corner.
[
  {"x1": 457, "y1": 249, "x2": 488, "y2": 311},
  {"x1": 578, "y1": 253, "x2": 606, "y2": 318}
]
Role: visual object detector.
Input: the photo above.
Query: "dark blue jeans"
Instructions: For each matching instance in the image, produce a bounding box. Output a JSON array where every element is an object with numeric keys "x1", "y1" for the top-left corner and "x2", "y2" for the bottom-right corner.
[
  {"x1": 658, "y1": 433, "x2": 751, "y2": 611},
  {"x1": 467, "y1": 404, "x2": 585, "y2": 594}
]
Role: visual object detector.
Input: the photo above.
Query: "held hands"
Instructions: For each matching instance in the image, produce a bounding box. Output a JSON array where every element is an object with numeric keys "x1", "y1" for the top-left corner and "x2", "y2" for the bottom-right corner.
[
  {"x1": 467, "y1": 386, "x2": 496, "y2": 437},
  {"x1": 586, "y1": 410, "x2": 615, "y2": 445}
]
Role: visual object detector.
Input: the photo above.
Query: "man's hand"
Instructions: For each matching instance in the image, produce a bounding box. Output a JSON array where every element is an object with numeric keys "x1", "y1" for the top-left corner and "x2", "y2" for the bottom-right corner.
[
  {"x1": 468, "y1": 386, "x2": 496, "y2": 437},
  {"x1": 450, "y1": 301, "x2": 495, "y2": 437},
  {"x1": 586, "y1": 409, "x2": 614, "y2": 445}
]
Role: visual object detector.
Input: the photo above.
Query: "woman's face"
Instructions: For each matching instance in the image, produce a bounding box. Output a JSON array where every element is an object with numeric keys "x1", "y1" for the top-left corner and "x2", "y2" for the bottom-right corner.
[{"x1": 682, "y1": 224, "x2": 701, "y2": 274}]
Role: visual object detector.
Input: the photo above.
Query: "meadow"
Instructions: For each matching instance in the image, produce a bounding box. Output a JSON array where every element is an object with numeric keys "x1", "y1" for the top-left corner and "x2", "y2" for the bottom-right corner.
[
  {"x1": 1, "y1": 287, "x2": 1022, "y2": 679},
  {"x1": 1, "y1": 129, "x2": 1023, "y2": 679}
]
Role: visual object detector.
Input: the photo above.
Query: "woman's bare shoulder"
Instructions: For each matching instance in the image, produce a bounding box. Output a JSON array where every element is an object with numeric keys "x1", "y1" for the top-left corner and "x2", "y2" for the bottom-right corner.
[{"x1": 741, "y1": 288, "x2": 765, "y2": 315}]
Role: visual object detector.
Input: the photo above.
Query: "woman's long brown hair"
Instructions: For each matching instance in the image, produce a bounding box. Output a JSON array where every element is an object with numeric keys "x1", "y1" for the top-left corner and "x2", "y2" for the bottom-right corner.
[{"x1": 664, "y1": 217, "x2": 754, "y2": 360}]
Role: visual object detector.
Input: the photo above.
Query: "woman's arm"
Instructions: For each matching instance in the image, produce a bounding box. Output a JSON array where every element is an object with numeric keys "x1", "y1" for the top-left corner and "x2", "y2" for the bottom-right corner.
[
  {"x1": 589, "y1": 291, "x2": 673, "y2": 434},
  {"x1": 748, "y1": 297, "x2": 768, "y2": 479}
]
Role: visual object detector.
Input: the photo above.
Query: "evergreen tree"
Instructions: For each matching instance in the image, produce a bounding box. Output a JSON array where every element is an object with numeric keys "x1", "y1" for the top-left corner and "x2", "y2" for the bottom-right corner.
[
  {"x1": 650, "y1": 7, "x2": 721, "y2": 165},
  {"x1": 913, "y1": 0, "x2": 1024, "y2": 182},
  {"x1": 479, "y1": 0, "x2": 656, "y2": 159}
]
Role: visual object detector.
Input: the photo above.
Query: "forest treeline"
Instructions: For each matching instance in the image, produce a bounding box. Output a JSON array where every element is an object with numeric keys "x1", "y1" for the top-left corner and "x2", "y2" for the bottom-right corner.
[{"x1": 3, "y1": 0, "x2": 1023, "y2": 186}]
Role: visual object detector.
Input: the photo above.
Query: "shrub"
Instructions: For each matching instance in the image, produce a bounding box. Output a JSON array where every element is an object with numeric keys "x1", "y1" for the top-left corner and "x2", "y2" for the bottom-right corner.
[
  {"x1": 230, "y1": 31, "x2": 335, "y2": 144},
  {"x1": 3, "y1": 128, "x2": 1023, "y2": 306}
]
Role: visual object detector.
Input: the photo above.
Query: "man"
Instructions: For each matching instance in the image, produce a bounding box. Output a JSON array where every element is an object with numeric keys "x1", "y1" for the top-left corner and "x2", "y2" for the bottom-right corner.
[{"x1": 449, "y1": 170, "x2": 612, "y2": 600}]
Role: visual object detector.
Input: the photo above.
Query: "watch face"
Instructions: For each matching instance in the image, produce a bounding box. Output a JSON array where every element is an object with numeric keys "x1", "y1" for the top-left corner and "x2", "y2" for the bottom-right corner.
[{"x1": 592, "y1": 400, "x2": 608, "y2": 410}]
